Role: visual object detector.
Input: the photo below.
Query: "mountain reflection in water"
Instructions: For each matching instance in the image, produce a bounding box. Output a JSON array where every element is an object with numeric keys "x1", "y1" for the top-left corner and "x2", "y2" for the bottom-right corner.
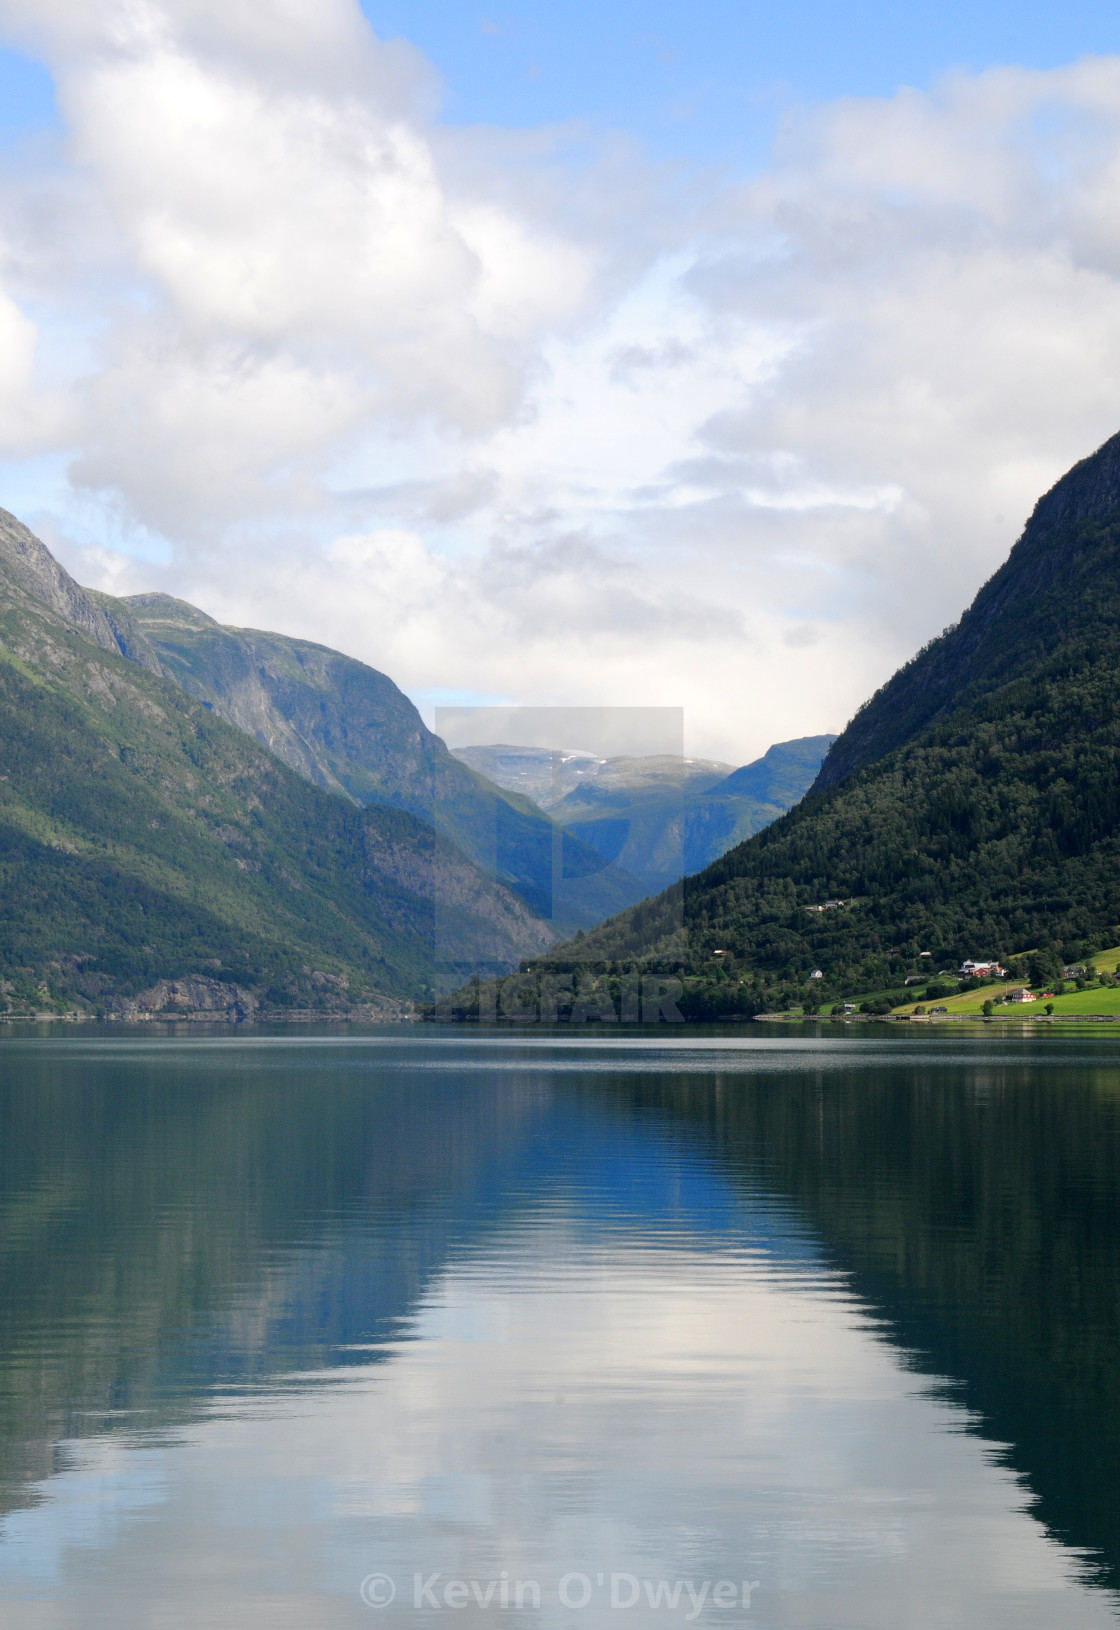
[{"x1": 0, "y1": 1028, "x2": 1117, "y2": 1629}]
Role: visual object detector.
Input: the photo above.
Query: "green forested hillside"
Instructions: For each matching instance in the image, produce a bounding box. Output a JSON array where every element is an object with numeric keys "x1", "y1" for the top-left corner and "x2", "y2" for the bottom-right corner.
[
  {"x1": 534, "y1": 431, "x2": 1120, "y2": 1017},
  {"x1": 0, "y1": 512, "x2": 553, "y2": 1015}
]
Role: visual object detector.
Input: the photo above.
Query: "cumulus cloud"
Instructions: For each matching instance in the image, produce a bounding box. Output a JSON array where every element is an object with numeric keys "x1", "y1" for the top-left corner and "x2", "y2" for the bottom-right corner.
[
  {"x1": 0, "y1": 0, "x2": 599, "y2": 529},
  {"x1": 1, "y1": 4, "x2": 1120, "y2": 760}
]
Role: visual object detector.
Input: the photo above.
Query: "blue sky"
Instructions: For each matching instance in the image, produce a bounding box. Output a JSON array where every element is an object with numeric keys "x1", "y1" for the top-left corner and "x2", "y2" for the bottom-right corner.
[
  {"x1": 5, "y1": 3, "x2": 1120, "y2": 160},
  {"x1": 0, "y1": 46, "x2": 53, "y2": 137},
  {"x1": 3, "y1": 0, "x2": 1120, "y2": 758},
  {"x1": 378, "y1": 1, "x2": 1117, "y2": 164}
]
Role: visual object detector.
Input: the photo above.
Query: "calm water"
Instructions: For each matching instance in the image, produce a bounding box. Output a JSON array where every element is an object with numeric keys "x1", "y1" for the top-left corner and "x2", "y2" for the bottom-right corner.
[{"x1": 1, "y1": 1027, "x2": 1119, "y2": 1629}]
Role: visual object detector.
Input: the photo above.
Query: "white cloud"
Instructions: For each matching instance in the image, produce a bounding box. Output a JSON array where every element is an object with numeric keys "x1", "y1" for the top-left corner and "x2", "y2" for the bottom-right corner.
[
  {"x1": 0, "y1": 288, "x2": 42, "y2": 440},
  {"x1": 2, "y1": 6, "x2": 1120, "y2": 760},
  {"x1": 0, "y1": 0, "x2": 602, "y2": 536}
]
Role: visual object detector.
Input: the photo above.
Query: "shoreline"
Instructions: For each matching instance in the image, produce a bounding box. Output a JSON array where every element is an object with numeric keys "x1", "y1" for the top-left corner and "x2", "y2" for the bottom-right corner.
[{"x1": 3, "y1": 1007, "x2": 1119, "y2": 1030}]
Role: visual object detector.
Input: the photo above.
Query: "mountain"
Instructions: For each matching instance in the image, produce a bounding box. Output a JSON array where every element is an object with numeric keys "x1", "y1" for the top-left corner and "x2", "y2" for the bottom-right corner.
[
  {"x1": 0, "y1": 508, "x2": 557, "y2": 1016},
  {"x1": 532, "y1": 430, "x2": 1120, "y2": 1017},
  {"x1": 451, "y1": 745, "x2": 734, "y2": 809},
  {"x1": 89, "y1": 593, "x2": 644, "y2": 934},
  {"x1": 814, "y1": 437, "x2": 1120, "y2": 793},
  {"x1": 452, "y1": 738, "x2": 835, "y2": 894},
  {"x1": 715, "y1": 736, "x2": 840, "y2": 807}
]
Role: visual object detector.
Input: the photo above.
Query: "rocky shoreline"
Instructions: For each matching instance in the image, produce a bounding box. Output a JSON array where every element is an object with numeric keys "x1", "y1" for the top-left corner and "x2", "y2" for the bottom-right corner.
[{"x1": 0, "y1": 975, "x2": 414, "y2": 1024}]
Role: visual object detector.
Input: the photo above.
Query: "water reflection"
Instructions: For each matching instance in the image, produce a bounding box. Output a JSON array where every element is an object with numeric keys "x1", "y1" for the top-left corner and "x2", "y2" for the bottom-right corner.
[{"x1": 0, "y1": 1029, "x2": 1116, "y2": 1628}]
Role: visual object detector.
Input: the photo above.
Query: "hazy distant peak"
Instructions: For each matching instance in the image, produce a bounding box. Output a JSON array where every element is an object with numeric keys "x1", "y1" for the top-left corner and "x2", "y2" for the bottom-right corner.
[
  {"x1": 711, "y1": 735, "x2": 838, "y2": 807},
  {"x1": 451, "y1": 745, "x2": 737, "y2": 810}
]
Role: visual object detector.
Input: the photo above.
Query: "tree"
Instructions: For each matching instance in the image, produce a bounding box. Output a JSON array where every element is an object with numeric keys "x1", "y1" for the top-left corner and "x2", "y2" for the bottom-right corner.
[{"x1": 1029, "y1": 949, "x2": 1064, "y2": 988}]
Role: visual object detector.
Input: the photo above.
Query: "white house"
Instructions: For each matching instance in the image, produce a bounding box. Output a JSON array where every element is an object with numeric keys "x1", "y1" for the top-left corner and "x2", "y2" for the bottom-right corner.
[{"x1": 960, "y1": 959, "x2": 1004, "y2": 977}]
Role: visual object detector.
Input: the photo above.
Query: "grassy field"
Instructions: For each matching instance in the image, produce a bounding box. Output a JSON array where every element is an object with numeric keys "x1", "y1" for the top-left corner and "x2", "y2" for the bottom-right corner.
[
  {"x1": 894, "y1": 986, "x2": 1004, "y2": 1016},
  {"x1": 1035, "y1": 986, "x2": 1120, "y2": 1015},
  {"x1": 776, "y1": 949, "x2": 1120, "y2": 1023},
  {"x1": 892, "y1": 954, "x2": 1120, "y2": 1018}
]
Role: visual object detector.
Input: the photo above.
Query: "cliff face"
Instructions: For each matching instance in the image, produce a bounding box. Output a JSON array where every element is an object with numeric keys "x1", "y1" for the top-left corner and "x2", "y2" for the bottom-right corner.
[
  {"x1": 0, "y1": 509, "x2": 122, "y2": 657},
  {"x1": 814, "y1": 430, "x2": 1120, "y2": 792},
  {"x1": 92, "y1": 593, "x2": 646, "y2": 935},
  {"x1": 109, "y1": 592, "x2": 432, "y2": 806}
]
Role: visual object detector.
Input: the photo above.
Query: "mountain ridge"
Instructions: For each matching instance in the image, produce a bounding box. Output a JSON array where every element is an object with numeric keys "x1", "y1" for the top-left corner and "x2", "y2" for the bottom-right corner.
[
  {"x1": 0, "y1": 512, "x2": 561, "y2": 1017},
  {"x1": 814, "y1": 430, "x2": 1120, "y2": 792},
  {"x1": 0, "y1": 513, "x2": 644, "y2": 937},
  {"x1": 97, "y1": 590, "x2": 646, "y2": 934},
  {"x1": 528, "y1": 430, "x2": 1120, "y2": 1017}
]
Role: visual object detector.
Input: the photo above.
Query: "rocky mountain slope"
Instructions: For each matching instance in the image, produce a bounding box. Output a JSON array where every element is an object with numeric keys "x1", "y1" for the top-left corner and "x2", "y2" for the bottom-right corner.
[
  {"x1": 89, "y1": 591, "x2": 643, "y2": 934},
  {"x1": 0, "y1": 510, "x2": 555, "y2": 1016},
  {"x1": 536, "y1": 431, "x2": 1120, "y2": 1016}
]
